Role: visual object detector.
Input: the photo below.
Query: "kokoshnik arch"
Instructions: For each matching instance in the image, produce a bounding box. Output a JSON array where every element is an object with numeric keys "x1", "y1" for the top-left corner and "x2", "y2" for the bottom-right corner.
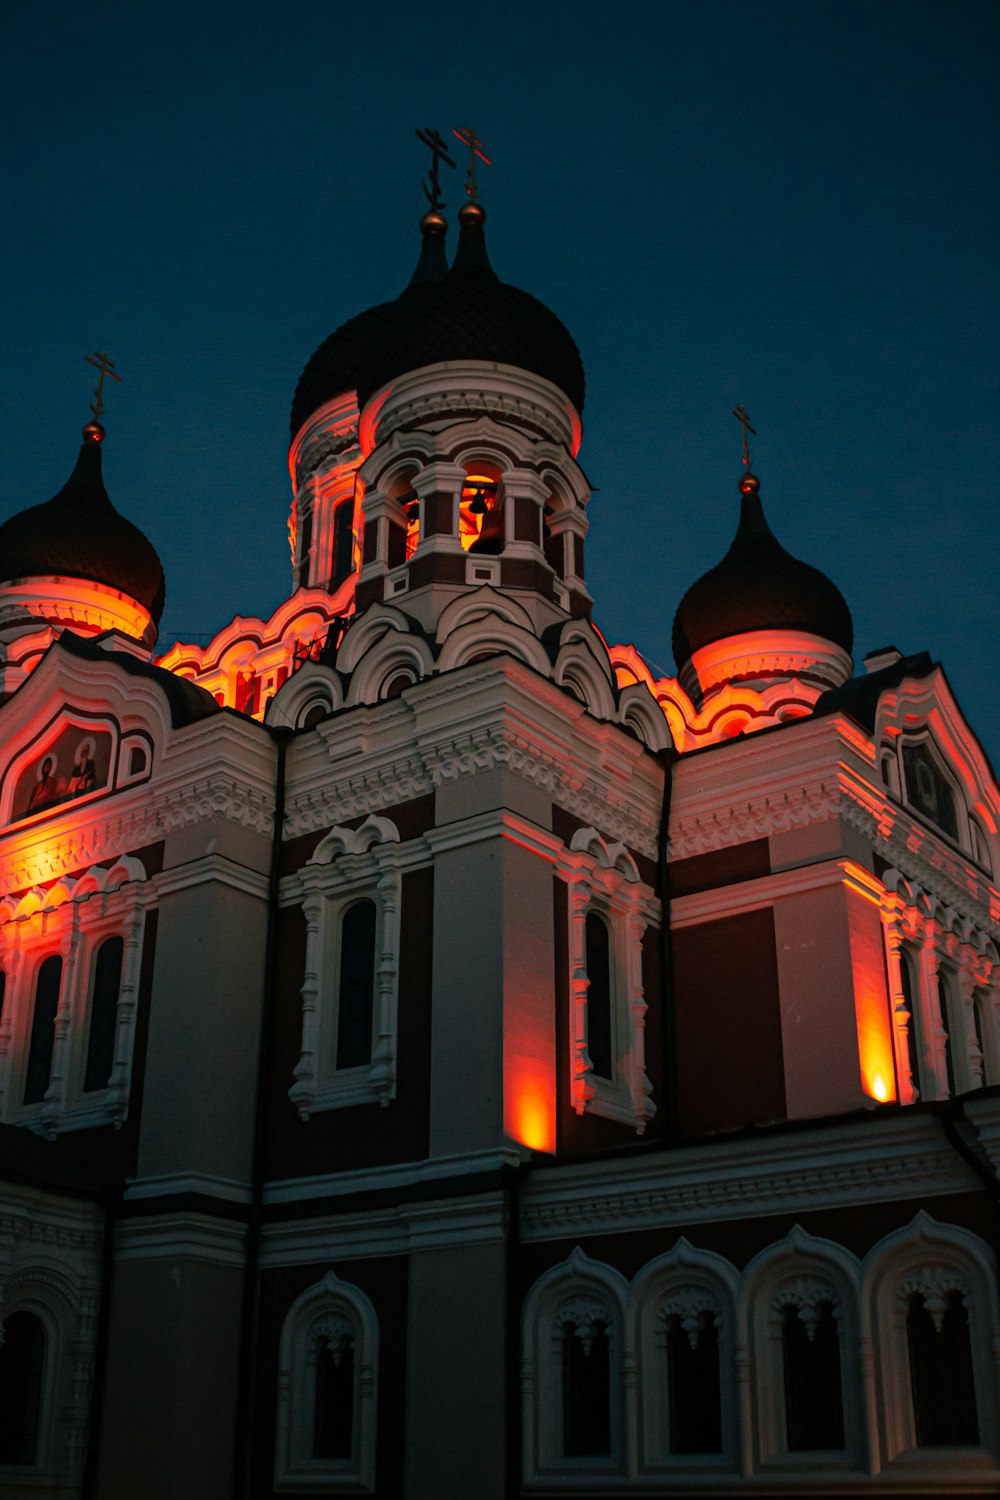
[{"x1": 0, "y1": 146, "x2": 998, "y2": 1498}]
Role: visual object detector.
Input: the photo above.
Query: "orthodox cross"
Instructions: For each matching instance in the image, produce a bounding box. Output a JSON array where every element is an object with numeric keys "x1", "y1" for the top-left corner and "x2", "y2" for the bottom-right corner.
[
  {"x1": 453, "y1": 126, "x2": 491, "y2": 201},
  {"x1": 732, "y1": 404, "x2": 756, "y2": 470},
  {"x1": 416, "y1": 127, "x2": 456, "y2": 212},
  {"x1": 84, "y1": 351, "x2": 122, "y2": 424}
]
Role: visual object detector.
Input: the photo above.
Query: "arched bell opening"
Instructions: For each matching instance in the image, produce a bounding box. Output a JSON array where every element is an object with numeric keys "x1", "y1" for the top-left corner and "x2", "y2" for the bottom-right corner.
[{"x1": 461, "y1": 462, "x2": 504, "y2": 555}]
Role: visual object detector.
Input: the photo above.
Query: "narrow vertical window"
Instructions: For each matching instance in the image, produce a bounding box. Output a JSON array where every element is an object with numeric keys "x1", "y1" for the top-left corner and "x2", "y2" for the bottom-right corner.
[
  {"x1": 314, "y1": 1331, "x2": 355, "y2": 1459},
  {"x1": 84, "y1": 936, "x2": 124, "y2": 1092},
  {"x1": 297, "y1": 506, "x2": 313, "y2": 588},
  {"x1": 973, "y1": 997, "x2": 987, "y2": 1083},
  {"x1": 24, "y1": 956, "x2": 62, "y2": 1106},
  {"x1": 0, "y1": 969, "x2": 6, "y2": 1025},
  {"x1": 781, "y1": 1301, "x2": 845, "y2": 1450},
  {"x1": 585, "y1": 913, "x2": 613, "y2": 1081},
  {"x1": 336, "y1": 901, "x2": 377, "y2": 1070},
  {"x1": 667, "y1": 1312, "x2": 722, "y2": 1454},
  {"x1": 0, "y1": 1311, "x2": 45, "y2": 1463},
  {"x1": 562, "y1": 1320, "x2": 611, "y2": 1457},
  {"x1": 938, "y1": 974, "x2": 956, "y2": 1096},
  {"x1": 331, "y1": 504, "x2": 354, "y2": 588},
  {"x1": 900, "y1": 951, "x2": 921, "y2": 1099},
  {"x1": 907, "y1": 1291, "x2": 979, "y2": 1446}
]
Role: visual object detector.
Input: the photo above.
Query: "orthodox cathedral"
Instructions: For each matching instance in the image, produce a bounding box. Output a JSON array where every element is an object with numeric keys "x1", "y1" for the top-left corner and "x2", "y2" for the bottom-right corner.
[{"x1": 0, "y1": 144, "x2": 998, "y2": 1500}]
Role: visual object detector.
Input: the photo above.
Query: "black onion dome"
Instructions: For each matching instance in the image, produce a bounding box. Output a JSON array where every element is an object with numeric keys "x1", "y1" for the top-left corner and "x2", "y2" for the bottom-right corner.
[
  {"x1": 290, "y1": 213, "x2": 451, "y2": 440},
  {"x1": 672, "y1": 475, "x2": 853, "y2": 669},
  {"x1": 0, "y1": 435, "x2": 166, "y2": 623},
  {"x1": 356, "y1": 205, "x2": 586, "y2": 413},
  {"x1": 290, "y1": 298, "x2": 399, "y2": 440}
]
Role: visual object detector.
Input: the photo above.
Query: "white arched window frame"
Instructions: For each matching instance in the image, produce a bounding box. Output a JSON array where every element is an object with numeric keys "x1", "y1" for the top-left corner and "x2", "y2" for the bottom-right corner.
[
  {"x1": 881, "y1": 874, "x2": 1000, "y2": 1102},
  {"x1": 562, "y1": 828, "x2": 657, "y2": 1133},
  {"x1": 739, "y1": 1228, "x2": 866, "y2": 1477},
  {"x1": 628, "y1": 1239, "x2": 741, "y2": 1478},
  {"x1": 521, "y1": 1248, "x2": 629, "y2": 1484},
  {"x1": 0, "y1": 1266, "x2": 97, "y2": 1490},
  {"x1": 274, "y1": 1269, "x2": 379, "y2": 1492},
  {"x1": 283, "y1": 816, "x2": 404, "y2": 1116},
  {"x1": 862, "y1": 1213, "x2": 1000, "y2": 1480},
  {"x1": 0, "y1": 858, "x2": 150, "y2": 1136}
]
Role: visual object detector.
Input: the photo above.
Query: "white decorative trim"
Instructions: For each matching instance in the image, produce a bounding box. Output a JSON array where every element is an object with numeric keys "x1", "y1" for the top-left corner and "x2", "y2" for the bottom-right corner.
[
  {"x1": 520, "y1": 1248, "x2": 629, "y2": 1483},
  {"x1": 286, "y1": 818, "x2": 404, "y2": 1116},
  {"x1": 262, "y1": 1147, "x2": 521, "y2": 1206},
  {"x1": 0, "y1": 1188, "x2": 102, "y2": 1494},
  {"x1": 563, "y1": 827, "x2": 655, "y2": 1132},
  {"x1": 862, "y1": 1212, "x2": 1000, "y2": 1475},
  {"x1": 260, "y1": 1191, "x2": 507, "y2": 1267},
  {"x1": 274, "y1": 1269, "x2": 378, "y2": 1492},
  {"x1": 0, "y1": 857, "x2": 152, "y2": 1135},
  {"x1": 519, "y1": 1115, "x2": 979, "y2": 1242},
  {"x1": 124, "y1": 1172, "x2": 253, "y2": 1204},
  {"x1": 114, "y1": 1214, "x2": 248, "y2": 1268}
]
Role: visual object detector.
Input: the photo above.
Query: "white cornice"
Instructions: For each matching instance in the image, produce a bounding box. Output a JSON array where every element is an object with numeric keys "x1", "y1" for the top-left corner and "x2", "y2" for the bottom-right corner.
[
  {"x1": 154, "y1": 853, "x2": 271, "y2": 901},
  {"x1": 115, "y1": 1213, "x2": 248, "y2": 1268},
  {"x1": 285, "y1": 658, "x2": 663, "y2": 857},
  {"x1": 260, "y1": 1190, "x2": 507, "y2": 1266},
  {"x1": 519, "y1": 1114, "x2": 979, "y2": 1243}
]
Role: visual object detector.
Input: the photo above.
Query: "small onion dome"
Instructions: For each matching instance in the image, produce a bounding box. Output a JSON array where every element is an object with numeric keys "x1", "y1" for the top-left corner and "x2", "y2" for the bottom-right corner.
[
  {"x1": 290, "y1": 211, "x2": 451, "y2": 440},
  {"x1": 356, "y1": 202, "x2": 586, "y2": 413},
  {"x1": 672, "y1": 473, "x2": 853, "y2": 671},
  {"x1": 0, "y1": 428, "x2": 166, "y2": 622}
]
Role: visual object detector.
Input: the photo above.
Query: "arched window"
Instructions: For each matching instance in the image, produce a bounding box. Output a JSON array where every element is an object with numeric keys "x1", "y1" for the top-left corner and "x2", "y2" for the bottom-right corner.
[
  {"x1": 781, "y1": 1299, "x2": 845, "y2": 1450},
  {"x1": 274, "y1": 1269, "x2": 378, "y2": 1490},
  {"x1": 899, "y1": 950, "x2": 921, "y2": 1099},
  {"x1": 313, "y1": 1323, "x2": 356, "y2": 1460},
  {"x1": 969, "y1": 816, "x2": 992, "y2": 873},
  {"x1": 331, "y1": 503, "x2": 354, "y2": 589},
  {"x1": 902, "y1": 742, "x2": 959, "y2": 841},
  {"x1": 907, "y1": 1290, "x2": 979, "y2": 1446},
  {"x1": 84, "y1": 936, "x2": 124, "y2": 1093},
  {"x1": 0, "y1": 1311, "x2": 45, "y2": 1463},
  {"x1": 585, "y1": 912, "x2": 613, "y2": 1081},
  {"x1": 23, "y1": 956, "x2": 61, "y2": 1106},
  {"x1": 562, "y1": 1317, "x2": 611, "y2": 1457},
  {"x1": 336, "y1": 900, "x2": 377, "y2": 1070},
  {"x1": 937, "y1": 972, "x2": 956, "y2": 1096},
  {"x1": 666, "y1": 1310, "x2": 722, "y2": 1454},
  {"x1": 297, "y1": 506, "x2": 313, "y2": 588}
]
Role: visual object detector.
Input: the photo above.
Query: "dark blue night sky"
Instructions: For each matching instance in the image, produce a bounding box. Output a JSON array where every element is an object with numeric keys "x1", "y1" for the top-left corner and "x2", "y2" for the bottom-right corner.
[{"x1": 3, "y1": 3, "x2": 998, "y2": 757}]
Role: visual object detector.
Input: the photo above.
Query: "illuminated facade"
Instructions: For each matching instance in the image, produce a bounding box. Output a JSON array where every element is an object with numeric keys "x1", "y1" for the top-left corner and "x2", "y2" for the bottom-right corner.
[{"x1": 1, "y1": 194, "x2": 999, "y2": 1500}]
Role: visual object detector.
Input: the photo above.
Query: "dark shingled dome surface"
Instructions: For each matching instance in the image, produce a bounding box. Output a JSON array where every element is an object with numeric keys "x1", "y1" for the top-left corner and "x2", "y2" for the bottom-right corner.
[
  {"x1": 0, "y1": 439, "x2": 166, "y2": 623},
  {"x1": 672, "y1": 478, "x2": 853, "y2": 669},
  {"x1": 290, "y1": 210, "x2": 585, "y2": 439}
]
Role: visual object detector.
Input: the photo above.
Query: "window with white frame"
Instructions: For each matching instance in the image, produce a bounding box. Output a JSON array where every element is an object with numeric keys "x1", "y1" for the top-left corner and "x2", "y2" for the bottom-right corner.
[
  {"x1": 629, "y1": 1241, "x2": 739, "y2": 1475},
  {"x1": 864, "y1": 1213, "x2": 1000, "y2": 1473},
  {"x1": 564, "y1": 827, "x2": 656, "y2": 1133},
  {"x1": 285, "y1": 816, "x2": 403, "y2": 1117},
  {"x1": 882, "y1": 873, "x2": 1000, "y2": 1105},
  {"x1": 0, "y1": 857, "x2": 150, "y2": 1136},
  {"x1": 274, "y1": 1269, "x2": 379, "y2": 1492},
  {"x1": 520, "y1": 1248, "x2": 627, "y2": 1482},
  {"x1": 740, "y1": 1229, "x2": 864, "y2": 1473}
]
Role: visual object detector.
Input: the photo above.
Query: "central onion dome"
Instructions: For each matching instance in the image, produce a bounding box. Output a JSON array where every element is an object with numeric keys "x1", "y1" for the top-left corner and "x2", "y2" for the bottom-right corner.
[
  {"x1": 290, "y1": 202, "x2": 585, "y2": 440},
  {"x1": 0, "y1": 427, "x2": 166, "y2": 623},
  {"x1": 672, "y1": 472, "x2": 853, "y2": 671}
]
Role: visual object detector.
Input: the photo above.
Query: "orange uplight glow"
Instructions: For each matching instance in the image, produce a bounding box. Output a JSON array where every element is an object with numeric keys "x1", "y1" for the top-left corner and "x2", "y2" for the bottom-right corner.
[
  {"x1": 508, "y1": 1063, "x2": 555, "y2": 1153},
  {"x1": 870, "y1": 1072, "x2": 889, "y2": 1102}
]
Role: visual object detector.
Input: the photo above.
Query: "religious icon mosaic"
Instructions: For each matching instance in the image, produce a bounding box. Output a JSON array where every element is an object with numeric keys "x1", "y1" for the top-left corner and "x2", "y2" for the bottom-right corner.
[{"x1": 10, "y1": 726, "x2": 112, "y2": 823}]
